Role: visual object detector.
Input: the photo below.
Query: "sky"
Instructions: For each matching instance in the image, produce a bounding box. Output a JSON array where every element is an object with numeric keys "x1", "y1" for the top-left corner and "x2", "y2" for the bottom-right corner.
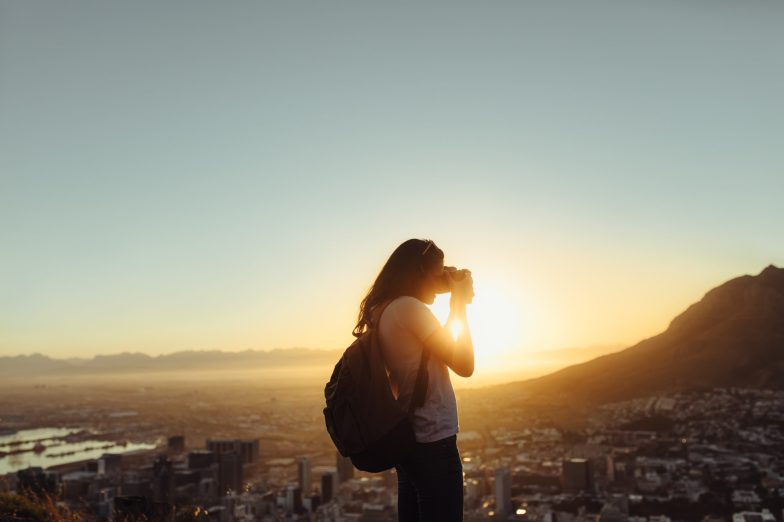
[{"x1": 1, "y1": 1, "x2": 782, "y2": 373}]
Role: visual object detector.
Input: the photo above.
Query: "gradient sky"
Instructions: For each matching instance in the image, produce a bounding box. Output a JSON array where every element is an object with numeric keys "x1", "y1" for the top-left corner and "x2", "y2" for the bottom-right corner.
[{"x1": 1, "y1": 2, "x2": 782, "y2": 370}]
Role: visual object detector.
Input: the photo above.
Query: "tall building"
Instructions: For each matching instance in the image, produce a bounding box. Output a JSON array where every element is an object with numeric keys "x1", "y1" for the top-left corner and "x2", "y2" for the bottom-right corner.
[
  {"x1": 336, "y1": 452, "x2": 354, "y2": 483},
  {"x1": 286, "y1": 483, "x2": 303, "y2": 514},
  {"x1": 298, "y1": 457, "x2": 312, "y2": 496},
  {"x1": 562, "y1": 458, "x2": 594, "y2": 493},
  {"x1": 495, "y1": 467, "x2": 512, "y2": 519},
  {"x1": 465, "y1": 477, "x2": 484, "y2": 508},
  {"x1": 306, "y1": 493, "x2": 320, "y2": 513},
  {"x1": 151, "y1": 456, "x2": 175, "y2": 504},
  {"x1": 218, "y1": 452, "x2": 243, "y2": 495},
  {"x1": 206, "y1": 439, "x2": 259, "y2": 465},
  {"x1": 606, "y1": 454, "x2": 616, "y2": 482},
  {"x1": 320, "y1": 472, "x2": 335, "y2": 504},
  {"x1": 609, "y1": 453, "x2": 634, "y2": 485}
]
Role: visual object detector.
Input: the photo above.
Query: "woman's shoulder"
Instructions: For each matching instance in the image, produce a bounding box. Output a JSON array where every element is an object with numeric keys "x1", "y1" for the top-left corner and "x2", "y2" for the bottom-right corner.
[
  {"x1": 381, "y1": 296, "x2": 428, "y2": 326},
  {"x1": 387, "y1": 296, "x2": 428, "y2": 314},
  {"x1": 384, "y1": 296, "x2": 441, "y2": 339}
]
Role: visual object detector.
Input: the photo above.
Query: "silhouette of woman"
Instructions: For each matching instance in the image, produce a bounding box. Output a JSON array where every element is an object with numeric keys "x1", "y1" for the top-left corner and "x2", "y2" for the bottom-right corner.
[{"x1": 354, "y1": 238, "x2": 474, "y2": 522}]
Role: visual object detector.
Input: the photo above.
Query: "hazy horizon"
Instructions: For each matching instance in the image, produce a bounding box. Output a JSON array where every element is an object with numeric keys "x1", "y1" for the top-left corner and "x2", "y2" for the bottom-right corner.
[
  {"x1": 2, "y1": 2, "x2": 782, "y2": 375},
  {"x1": 1, "y1": 341, "x2": 626, "y2": 359},
  {"x1": 0, "y1": 345, "x2": 629, "y2": 391},
  {"x1": 0, "y1": 340, "x2": 629, "y2": 387}
]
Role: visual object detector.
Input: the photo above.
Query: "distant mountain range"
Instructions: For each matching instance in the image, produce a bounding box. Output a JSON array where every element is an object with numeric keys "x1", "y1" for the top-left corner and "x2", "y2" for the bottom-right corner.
[
  {"x1": 0, "y1": 348, "x2": 341, "y2": 377},
  {"x1": 0, "y1": 343, "x2": 625, "y2": 382},
  {"x1": 508, "y1": 264, "x2": 784, "y2": 403}
]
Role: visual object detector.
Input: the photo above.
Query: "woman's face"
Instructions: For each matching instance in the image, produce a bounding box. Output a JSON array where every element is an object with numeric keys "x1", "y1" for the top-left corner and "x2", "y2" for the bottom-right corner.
[{"x1": 419, "y1": 257, "x2": 446, "y2": 304}]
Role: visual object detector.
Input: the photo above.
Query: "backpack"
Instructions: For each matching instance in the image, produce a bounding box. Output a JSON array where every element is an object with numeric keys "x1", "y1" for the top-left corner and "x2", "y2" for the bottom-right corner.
[{"x1": 323, "y1": 301, "x2": 429, "y2": 472}]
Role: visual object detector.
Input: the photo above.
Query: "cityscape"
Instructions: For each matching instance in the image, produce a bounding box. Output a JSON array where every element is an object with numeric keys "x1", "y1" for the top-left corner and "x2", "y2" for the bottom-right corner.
[
  {"x1": 2, "y1": 2, "x2": 782, "y2": 521},
  {"x1": 1, "y1": 377, "x2": 782, "y2": 521}
]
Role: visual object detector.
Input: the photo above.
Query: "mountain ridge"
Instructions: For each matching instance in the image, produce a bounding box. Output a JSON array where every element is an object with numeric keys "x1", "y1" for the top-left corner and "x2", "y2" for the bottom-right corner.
[
  {"x1": 0, "y1": 344, "x2": 627, "y2": 380},
  {"x1": 0, "y1": 347, "x2": 342, "y2": 376},
  {"x1": 504, "y1": 264, "x2": 784, "y2": 403}
]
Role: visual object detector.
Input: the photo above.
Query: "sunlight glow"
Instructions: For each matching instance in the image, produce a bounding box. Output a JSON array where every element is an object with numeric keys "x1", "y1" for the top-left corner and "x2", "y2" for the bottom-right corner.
[
  {"x1": 449, "y1": 320, "x2": 463, "y2": 340},
  {"x1": 430, "y1": 279, "x2": 527, "y2": 372}
]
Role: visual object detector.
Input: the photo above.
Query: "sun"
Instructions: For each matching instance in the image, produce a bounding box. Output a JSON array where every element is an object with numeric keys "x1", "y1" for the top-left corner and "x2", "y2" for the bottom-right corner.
[{"x1": 429, "y1": 280, "x2": 525, "y2": 372}]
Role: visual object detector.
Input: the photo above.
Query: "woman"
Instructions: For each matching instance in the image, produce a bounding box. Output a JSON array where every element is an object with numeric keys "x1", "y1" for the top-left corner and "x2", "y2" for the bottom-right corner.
[{"x1": 354, "y1": 238, "x2": 475, "y2": 522}]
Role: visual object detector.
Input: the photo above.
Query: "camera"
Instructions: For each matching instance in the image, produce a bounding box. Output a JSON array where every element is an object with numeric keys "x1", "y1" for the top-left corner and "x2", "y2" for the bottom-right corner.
[{"x1": 436, "y1": 266, "x2": 469, "y2": 294}]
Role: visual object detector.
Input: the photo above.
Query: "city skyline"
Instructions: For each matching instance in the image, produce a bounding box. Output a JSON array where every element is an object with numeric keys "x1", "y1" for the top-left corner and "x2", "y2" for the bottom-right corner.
[{"x1": 2, "y1": 2, "x2": 782, "y2": 371}]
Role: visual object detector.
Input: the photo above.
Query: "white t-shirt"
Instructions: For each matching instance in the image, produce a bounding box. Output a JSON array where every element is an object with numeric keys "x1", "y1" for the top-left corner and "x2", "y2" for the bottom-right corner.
[{"x1": 378, "y1": 296, "x2": 459, "y2": 443}]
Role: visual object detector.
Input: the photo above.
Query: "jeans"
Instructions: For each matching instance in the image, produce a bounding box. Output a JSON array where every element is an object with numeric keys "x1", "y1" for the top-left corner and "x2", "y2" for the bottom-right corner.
[{"x1": 395, "y1": 435, "x2": 463, "y2": 522}]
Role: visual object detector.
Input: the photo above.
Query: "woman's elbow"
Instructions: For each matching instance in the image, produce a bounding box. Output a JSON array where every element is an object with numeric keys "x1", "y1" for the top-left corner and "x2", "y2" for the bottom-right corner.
[{"x1": 454, "y1": 364, "x2": 474, "y2": 378}]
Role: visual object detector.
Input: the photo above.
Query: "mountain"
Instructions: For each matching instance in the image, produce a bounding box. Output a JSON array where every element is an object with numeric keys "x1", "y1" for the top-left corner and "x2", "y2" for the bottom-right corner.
[
  {"x1": 0, "y1": 348, "x2": 342, "y2": 377},
  {"x1": 509, "y1": 264, "x2": 784, "y2": 403},
  {"x1": 0, "y1": 353, "x2": 69, "y2": 374}
]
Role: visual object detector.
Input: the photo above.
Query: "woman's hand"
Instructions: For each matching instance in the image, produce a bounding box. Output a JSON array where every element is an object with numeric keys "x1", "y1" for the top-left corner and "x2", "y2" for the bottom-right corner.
[
  {"x1": 447, "y1": 269, "x2": 474, "y2": 304},
  {"x1": 424, "y1": 267, "x2": 475, "y2": 377}
]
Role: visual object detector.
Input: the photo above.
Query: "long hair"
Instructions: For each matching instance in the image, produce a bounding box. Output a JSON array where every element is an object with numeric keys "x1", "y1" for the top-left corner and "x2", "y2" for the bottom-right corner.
[{"x1": 353, "y1": 238, "x2": 444, "y2": 337}]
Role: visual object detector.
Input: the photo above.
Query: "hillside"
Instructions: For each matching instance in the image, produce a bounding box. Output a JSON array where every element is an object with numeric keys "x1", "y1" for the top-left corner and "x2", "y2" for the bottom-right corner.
[{"x1": 509, "y1": 264, "x2": 784, "y2": 403}]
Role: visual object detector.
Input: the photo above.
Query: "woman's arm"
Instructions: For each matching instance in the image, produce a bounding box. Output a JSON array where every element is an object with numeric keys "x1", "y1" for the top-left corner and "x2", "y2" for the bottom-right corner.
[{"x1": 423, "y1": 276, "x2": 474, "y2": 377}]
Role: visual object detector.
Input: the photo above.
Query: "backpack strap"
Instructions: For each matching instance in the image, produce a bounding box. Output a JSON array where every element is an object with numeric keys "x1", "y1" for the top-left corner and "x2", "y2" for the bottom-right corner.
[
  {"x1": 369, "y1": 300, "x2": 393, "y2": 331},
  {"x1": 408, "y1": 350, "x2": 429, "y2": 416},
  {"x1": 370, "y1": 300, "x2": 430, "y2": 418}
]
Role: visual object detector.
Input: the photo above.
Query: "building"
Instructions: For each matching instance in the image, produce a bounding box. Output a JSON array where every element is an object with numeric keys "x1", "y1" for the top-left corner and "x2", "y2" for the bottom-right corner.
[
  {"x1": 321, "y1": 472, "x2": 336, "y2": 503},
  {"x1": 187, "y1": 450, "x2": 215, "y2": 470},
  {"x1": 98, "y1": 453, "x2": 123, "y2": 476},
  {"x1": 120, "y1": 471, "x2": 149, "y2": 498},
  {"x1": 495, "y1": 467, "x2": 511, "y2": 519},
  {"x1": 562, "y1": 458, "x2": 594, "y2": 493},
  {"x1": 218, "y1": 452, "x2": 243, "y2": 495},
  {"x1": 298, "y1": 457, "x2": 312, "y2": 496},
  {"x1": 16, "y1": 467, "x2": 60, "y2": 497},
  {"x1": 206, "y1": 439, "x2": 259, "y2": 465},
  {"x1": 286, "y1": 483, "x2": 303, "y2": 514},
  {"x1": 61, "y1": 471, "x2": 95, "y2": 501},
  {"x1": 151, "y1": 455, "x2": 175, "y2": 504},
  {"x1": 167, "y1": 435, "x2": 185, "y2": 454},
  {"x1": 305, "y1": 493, "x2": 320, "y2": 512}
]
